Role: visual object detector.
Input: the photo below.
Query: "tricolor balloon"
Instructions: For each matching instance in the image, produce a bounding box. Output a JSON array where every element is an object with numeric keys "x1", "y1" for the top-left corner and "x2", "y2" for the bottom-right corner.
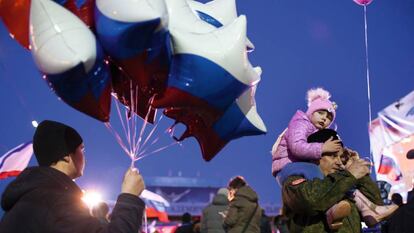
[{"x1": 1, "y1": 0, "x2": 267, "y2": 161}]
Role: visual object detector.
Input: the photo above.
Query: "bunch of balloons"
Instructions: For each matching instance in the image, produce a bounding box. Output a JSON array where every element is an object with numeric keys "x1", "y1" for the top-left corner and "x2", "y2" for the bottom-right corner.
[{"x1": 0, "y1": 0, "x2": 267, "y2": 161}]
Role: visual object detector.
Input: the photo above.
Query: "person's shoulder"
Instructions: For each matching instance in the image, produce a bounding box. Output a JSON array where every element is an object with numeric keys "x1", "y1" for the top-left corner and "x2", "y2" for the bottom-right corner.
[
  {"x1": 283, "y1": 175, "x2": 309, "y2": 189},
  {"x1": 288, "y1": 111, "x2": 312, "y2": 127}
]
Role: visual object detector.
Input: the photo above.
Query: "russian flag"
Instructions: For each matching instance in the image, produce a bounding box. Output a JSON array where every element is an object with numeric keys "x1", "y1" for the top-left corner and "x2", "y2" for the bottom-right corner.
[
  {"x1": 378, "y1": 154, "x2": 402, "y2": 181},
  {"x1": 0, "y1": 142, "x2": 33, "y2": 179},
  {"x1": 140, "y1": 189, "x2": 170, "y2": 222}
]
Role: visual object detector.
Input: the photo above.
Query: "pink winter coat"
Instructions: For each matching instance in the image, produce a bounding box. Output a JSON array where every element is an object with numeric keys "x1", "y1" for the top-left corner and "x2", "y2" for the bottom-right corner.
[{"x1": 271, "y1": 110, "x2": 324, "y2": 176}]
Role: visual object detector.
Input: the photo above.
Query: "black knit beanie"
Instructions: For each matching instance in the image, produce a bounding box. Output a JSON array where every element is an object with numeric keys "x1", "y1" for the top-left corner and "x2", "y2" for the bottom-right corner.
[
  {"x1": 33, "y1": 120, "x2": 83, "y2": 166},
  {"x1": 307, "y1": 128, "x2": 343, "y2": 147}
]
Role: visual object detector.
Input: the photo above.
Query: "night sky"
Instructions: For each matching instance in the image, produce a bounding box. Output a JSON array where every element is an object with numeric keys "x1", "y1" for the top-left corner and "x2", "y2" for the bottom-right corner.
[{"x1": 0, "y1": 0, "x2": 413, "y2": 215}]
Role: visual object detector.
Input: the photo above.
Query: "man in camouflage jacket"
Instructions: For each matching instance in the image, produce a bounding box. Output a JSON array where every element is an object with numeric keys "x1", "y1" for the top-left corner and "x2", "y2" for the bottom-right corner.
[{"x1": 280, "y1": 129, "x2": 383, "y2": 233}]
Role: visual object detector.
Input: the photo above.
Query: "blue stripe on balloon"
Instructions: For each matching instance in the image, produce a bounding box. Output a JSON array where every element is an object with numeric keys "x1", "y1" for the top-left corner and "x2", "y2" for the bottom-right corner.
[
  {"x1": 213, "y1": 102, "x2": 265, "y2": 141},
  {"x1": 169, "y1": 54, "x2": 249, "y2": 110},
  {"x1": 52, "y1": 0, "x2": 86, "y2": 8},
  {"x1": 145, "y1": 29, "x2": 172, "y2": 66},
  {"x1": 196, "y1": 11, "x2": 223, "y2": 28},
  {"x1": 95, "y1": 8, "x2": 161, "y2": 59},
  {"x1": 75, "y1": 0, "x2": 87, "y2": 8},
  {"x1": 46, "y1": 43, "x2": 110, "y2": 103},
  {"x1": 53, "y1": 0, "x2": 67, "y2": 5}
]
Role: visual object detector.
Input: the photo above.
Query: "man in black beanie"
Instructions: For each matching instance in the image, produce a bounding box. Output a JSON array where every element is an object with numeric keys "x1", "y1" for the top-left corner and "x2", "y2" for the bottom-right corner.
[{"x1": 0, "y1": 120, "x2": 146, "y2": 233}]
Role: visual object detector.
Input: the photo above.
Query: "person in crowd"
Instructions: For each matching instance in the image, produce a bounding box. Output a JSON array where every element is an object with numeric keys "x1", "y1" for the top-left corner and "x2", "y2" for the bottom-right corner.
[
  {"x1": 175, "y1": 212, "x2": 194, "y2": 233},
  {"x1": 271, "y1": 88, "x2": 342, "y2": 229},
  {"x1": 91, "y1": 201, "x2": 110, "y2": 224},
  {"x1": 223, "y1": 176, "x2": 261, "y2": 233},
  {"x1": 273, "y1": 215, "x2": 289, "y2": 233},
  {"x1": 0, "y1": 120, "x2": 146, "y2": 233},
  {"x1": 280, "y1": 129, "x2": 384, "y2": 232},
  {"x1": 391, "y1": 193, "x2": 403, "y2": 207},
  {"x1": 259, "y1": 209, "x2": 271, "y2": 233},
  {"x1": 201, "y1": 188, "x2": 229, "y2": 233},
  {"x1": 271, "y1": 87, "x2": 397, "y2": 229}
]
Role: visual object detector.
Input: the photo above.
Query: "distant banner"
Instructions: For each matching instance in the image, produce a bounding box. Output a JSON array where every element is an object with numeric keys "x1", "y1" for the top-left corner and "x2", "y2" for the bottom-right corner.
[
  {"x1": 147, "y1": 186, "x2": 280, "y2": 216},
  {"x1": 369, "y1": 90, "x2": 414, "y2": 199}
]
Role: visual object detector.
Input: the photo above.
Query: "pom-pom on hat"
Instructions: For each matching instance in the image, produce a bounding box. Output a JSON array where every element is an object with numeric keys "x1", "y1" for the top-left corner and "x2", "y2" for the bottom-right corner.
[
  {"x1": 33, "y1": 120, "x2": 83, "y2": 166},
  {"x1": 306, "y1": 88, "x2": 337, "y2": 123}
]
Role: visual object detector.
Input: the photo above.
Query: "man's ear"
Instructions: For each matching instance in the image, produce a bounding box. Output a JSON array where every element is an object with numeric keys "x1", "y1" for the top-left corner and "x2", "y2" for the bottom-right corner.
[{"x1": 61, "y1": 155, "x2": 71, "y2": 163}]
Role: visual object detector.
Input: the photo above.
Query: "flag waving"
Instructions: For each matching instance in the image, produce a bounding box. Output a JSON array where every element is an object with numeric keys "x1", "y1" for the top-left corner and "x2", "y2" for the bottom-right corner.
[{"x1": 0, "y1": 142, "x2": 33, "y2": 179}]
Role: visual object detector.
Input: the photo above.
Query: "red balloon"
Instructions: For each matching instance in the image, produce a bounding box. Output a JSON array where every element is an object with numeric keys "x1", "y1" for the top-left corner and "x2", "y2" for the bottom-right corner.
[
  {"x1": 0, "y1": 0, "x2": 31, "y2": 49},
  {"x1": 163, "y1": 106, "x2": 226, "y2": 161},
  {"x1": 62, "y1": 0, "x2": 95, "y2": 30},
  {"x1": 353, "y1": 0, "x2": 373, "y2": 6},
  {"x1": 110, "y1": 50, "x2": 169, "y2": 123}
]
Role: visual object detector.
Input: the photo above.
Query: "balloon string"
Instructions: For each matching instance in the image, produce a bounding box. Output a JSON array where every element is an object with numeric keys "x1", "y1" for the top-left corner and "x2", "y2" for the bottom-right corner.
[
  {"x1": 114, "y1": 97, "x2": 129, "y2": 152},
  {"x1": 136, "y1": 141, "x2": 180, "y2": 161},
  {"x1": 139, "y1": 115, "x2": 164, "y2": 154},
  {"x1": 104, "y1": 122, "x2": 130, "y2": 156},
  {"x1": 134, "y1": 96, "x2": 156, "y2": 157},
  {"x1": 130, "y1": 81, "x2": 138, "y2": 156},
  {"x1": 363, "y1": 5, "x2": 373, "y2": 161}
]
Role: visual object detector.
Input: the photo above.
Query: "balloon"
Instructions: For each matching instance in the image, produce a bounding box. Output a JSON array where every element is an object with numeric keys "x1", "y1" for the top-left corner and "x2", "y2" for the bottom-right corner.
[
  {"x1": 353, "y1": 0, "x2": 373, "y2": 6},
  {"x1": 95, "y1": 0, "x2": 166, "y2": 58},
  {"x1": 153, "y1": 15, "x2": 259, "y2": 111},
  {"x1": 109, "y1": 33, "x2": 171, "y2": 123},
  {"x1": 165, "y1": 0, "x2": 217, "y2": 33},
  {"x1": 52, "y1": 0, "x2": 96, "y2": 29},
  {"x1": 187, "y1": 0, "x2": 237, "y2": 27},
  {"x1": 0, "y1": 0, "x2": 31, "y2": 49},
  {"x1": 165, "y1": 81, "x2": 266, "y2": 161},
  {"x1": 213, "y1": 82, "x2": 267, "y2": 142},
  {"x1": 163, "y1": 106, "x2": 224, "y2": 161},
  {"x1": 95, "y1": 0, "x2": 171, "y2": 122},
  {"x1": 187, "y1": 0, "x2": 255, "y2": 50},
  {"x1": 30, "y1": 0, "x2": 111, "y2": 122}
]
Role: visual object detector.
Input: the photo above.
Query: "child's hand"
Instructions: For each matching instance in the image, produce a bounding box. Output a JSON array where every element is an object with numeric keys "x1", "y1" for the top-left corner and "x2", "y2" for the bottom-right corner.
[{"x1": 322, "y1": 137, "x2": 342, "y2": 153}]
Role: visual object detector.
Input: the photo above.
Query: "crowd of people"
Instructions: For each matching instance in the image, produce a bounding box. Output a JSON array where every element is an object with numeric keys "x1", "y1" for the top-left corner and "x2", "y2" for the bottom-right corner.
[{"x1": 0, "y1": 87, "x2": 413, "y2": 233}]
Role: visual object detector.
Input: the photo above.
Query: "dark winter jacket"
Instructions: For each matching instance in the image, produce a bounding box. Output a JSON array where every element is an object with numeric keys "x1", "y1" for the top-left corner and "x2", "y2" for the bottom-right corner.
[
  {"x1": 0, "y1": 166, "x2": 145, "y2": 233},
  {"x1": 223, "y1": 186, "x2": 261, "y2": 233},
  {"x1": 382, "y1": 198, "x2": 414, "y2": 233},
  {"x1": 201, "y1": 193, "x2": 229, "y2": 233}
]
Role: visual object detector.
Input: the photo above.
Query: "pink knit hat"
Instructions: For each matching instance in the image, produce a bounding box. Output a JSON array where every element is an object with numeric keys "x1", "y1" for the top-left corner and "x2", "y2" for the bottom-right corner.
[{"x1": 305, "y1": 88, "x2": 337, "y2": 123}]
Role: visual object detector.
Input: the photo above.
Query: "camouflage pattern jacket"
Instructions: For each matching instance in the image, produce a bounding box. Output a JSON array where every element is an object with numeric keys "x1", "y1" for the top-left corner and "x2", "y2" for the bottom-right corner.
[{"x1": 282, "y1": 170, "x2": 383, "y2": 233}]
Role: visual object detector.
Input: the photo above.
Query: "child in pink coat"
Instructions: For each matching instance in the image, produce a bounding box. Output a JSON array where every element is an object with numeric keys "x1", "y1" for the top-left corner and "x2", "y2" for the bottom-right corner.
[
  {"x1": 271, "y1": 88, "x2": 398, "y2": 229},
  {"x1": 271, "y1": 87, "x2": 341, "y2": 177}
]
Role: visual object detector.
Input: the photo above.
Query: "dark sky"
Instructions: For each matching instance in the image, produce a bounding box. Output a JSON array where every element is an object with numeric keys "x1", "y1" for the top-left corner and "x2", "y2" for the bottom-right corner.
[{"x1": 0, "y1": 0, "x2": 413, "y2": 212}]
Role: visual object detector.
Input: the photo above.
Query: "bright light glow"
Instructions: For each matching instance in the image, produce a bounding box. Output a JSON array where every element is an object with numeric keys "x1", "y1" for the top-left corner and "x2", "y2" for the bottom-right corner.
[
  {"x1": 81, "y1": 190, "x2": 103, "y2": 208},
  {"x1": 32, "y1": 121, "x2": 38, "y2": 128}
]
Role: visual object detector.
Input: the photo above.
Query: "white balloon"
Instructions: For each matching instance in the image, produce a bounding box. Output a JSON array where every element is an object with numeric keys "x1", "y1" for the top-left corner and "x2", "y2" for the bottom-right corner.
[
  {"x1": 171, "y1": 15, "x2": 259, "y2": 86},
  {"x1": 96, "y1": 0, "x2": 162, "y2": 23},
  {"x1": 29, "y1": 0, "x2": 96, "y2": 74},
  {"x1": 236, "y1": 82, "x2": 267, "y2": 133},
  {"x1": 187, "y1": 0, "x2": 237, "y2": 27},
  {"x1": 165, "y1": 0, "x2": 216, "y2": 33},
  {"x1": 187, "y1": 0, "x2": 255, "y2": 51}
]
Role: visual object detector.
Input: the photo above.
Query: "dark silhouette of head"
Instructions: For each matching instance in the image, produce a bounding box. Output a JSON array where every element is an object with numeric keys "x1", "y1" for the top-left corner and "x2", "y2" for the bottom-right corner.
[
  {"x1": 391, "y1": 193, "x2": 404, "y2": 206},
  {"x1": 181, "y1": 212, "x2": 192, "y2": 223},
  {"x1": 406, "y1": 149, "x2": 414, "y2": 159},
  {"x1": 228, "y1": 176, "x2": 247, "y2": 189}
]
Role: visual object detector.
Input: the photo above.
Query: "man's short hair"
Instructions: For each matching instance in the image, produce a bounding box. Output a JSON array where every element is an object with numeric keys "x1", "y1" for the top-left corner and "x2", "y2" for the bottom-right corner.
[
  {"x1": 307, "y1": 129, "x2": 343, "y2": 147},
  {"x1": 228, "y1": 176, "x2": 247, "y2": 189}
]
